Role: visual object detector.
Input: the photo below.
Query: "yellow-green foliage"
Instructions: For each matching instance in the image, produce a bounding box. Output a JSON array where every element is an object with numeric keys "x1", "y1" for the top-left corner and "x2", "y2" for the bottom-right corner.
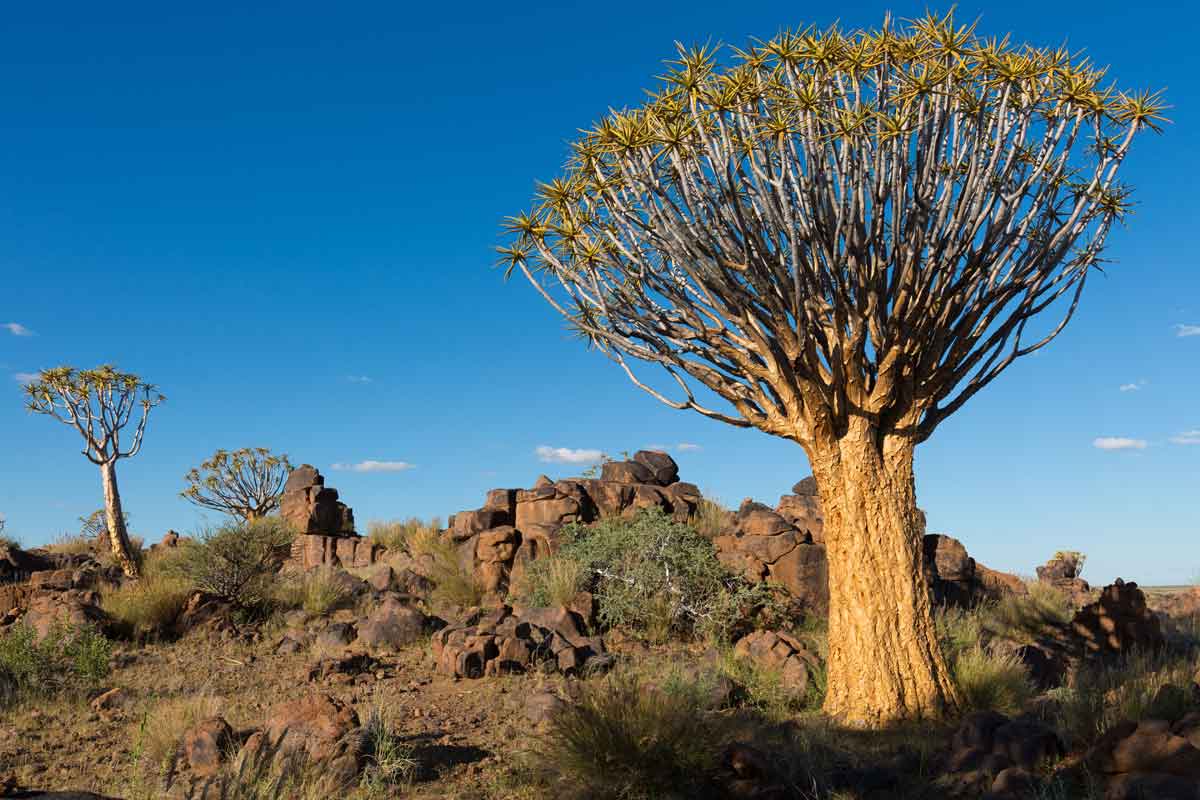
[
  {"x1": 103, "y1": 573, "x2": 193, "y2": 638},
  {"x1": 538, "y1": 670, "x2": 727, "y2": 799},
  {"x1": 1051, "y1": 649, "x2": 1200, "y2": 748},
  {"x1": 514, "y1": 554, "x2": 586, "y2": 609},
  {"x1": 45, "y1": 533, "x2": 93, "y2": 556},
  {"x1": 426, "y1": 537, "x2": 484, "y2": 610},
  {"x1": 951, "y1": 646, "x2": 1035, "y2": 716},
  {"x1": 688, "y1": 496, "x2": 729, "y2": 540},
  {"x1": 367, "y1": 518, "x2": 442, "y2": 556},
  {"x1": 137, "y1": 692, "x2": 224, "y2": 772},
  {"x1": 984, "y1": 582, "x2": 1073, "y2": 645},
  {"x1": 0, "y1": 622, "x2": 111, "y2": 706},
  {"x1": 273, "y1": 567, "x2": 350, "y2": 616}
]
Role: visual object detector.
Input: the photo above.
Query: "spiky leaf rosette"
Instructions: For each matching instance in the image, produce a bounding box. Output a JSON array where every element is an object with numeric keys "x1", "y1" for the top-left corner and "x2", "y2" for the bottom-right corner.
[{"x1": 500, "y1": 12, "x2": 1165, "y2": 445}]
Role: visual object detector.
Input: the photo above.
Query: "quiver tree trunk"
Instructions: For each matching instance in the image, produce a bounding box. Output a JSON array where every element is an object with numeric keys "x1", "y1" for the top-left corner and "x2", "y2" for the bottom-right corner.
[
  {"x1": 810, "y1": 419, "x2": 959, "y2": 726},
  {"x1": 100, "y1": 460, "x2": 140, "y2": 578}
]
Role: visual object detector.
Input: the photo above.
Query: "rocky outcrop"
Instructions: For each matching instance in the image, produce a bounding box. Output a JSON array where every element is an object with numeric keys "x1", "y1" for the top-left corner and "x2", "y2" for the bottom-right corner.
[
  {"x1": 444, "y1": 451, "x2": 699, "y2": 598},
  {"x1": 925, "y1": 534, "x2": 1028, "y2": 608},
  {"x1": 714, "y1": 500, "x2": 829, "y2": 612},
  {"x1": 1069, "y1": 579, "x2": 1164, "y2": 657},
  {"x1": 1036, "y1": 552, "x2": 1091, "y2": 606},
  {"x1": 431, "y1": 605, "x2": 608, "y2": 678},
  {"x1": 282, "y1": 466, "x2": 378, "y2": 570},
  {"x1": 1086, "y1": 717, "x2": 1200, "y2": 799},
  {"x1": 939, "y1": 711, "x2": 1064, "y2": 797},
  {"x1": 774, "y1": 477, "x2": 825, "y2": 543}
]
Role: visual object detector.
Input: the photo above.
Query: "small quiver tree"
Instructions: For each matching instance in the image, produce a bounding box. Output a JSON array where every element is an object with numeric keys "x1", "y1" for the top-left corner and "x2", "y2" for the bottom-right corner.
[
  {"x1": 499, "y1": 12, "x2": 1164, "y2": 725},
  {"x1": 24, "y1": 366, "x2": 164, "y2": 577},
  {"x1": 181, "y1": 447, "x2": 293, "y2": 521}
]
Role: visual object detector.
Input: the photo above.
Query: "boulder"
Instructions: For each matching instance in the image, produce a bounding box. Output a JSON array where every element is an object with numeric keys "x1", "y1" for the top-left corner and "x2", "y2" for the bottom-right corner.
[
  {"x1": 182, "y1": 716, "x2": 235, "y2": 777},
  {"x1": 732, "y1": 630, "x2": 819, "y2": 696},
  {"x1": 356, "y1": 595, "x2": 427, "y2": 650},
  {"x1": 600, "y1": 460, "x2": 654, "y2": 485},
  {"x1": 632, "y1": 450, "x2": 680, "y2": 486},
  {"x1": 1070, "y1": 580, "x2": 1164, "y2": 657},
  {"x1": 430, "y1": 605, "x2": 606, "y2": 678},
  {"x1": 254, "y1": 692, "x2": 364, "y2": 783}
]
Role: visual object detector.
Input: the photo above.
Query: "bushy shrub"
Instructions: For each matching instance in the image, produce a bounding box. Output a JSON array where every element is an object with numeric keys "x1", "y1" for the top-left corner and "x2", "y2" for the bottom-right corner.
[
  {"x1": 167, "y1": 517, "x2": 294, "y2": 607},
  {"x1": 554, "y1": 508, "x2": 773, "y2": 642},
  {"x1": 0, "y1": 622, "x2": 111, "y2": 705},
  {"x1": 1050, "y1": 649, "x2": 1200, "y2": 748},
  {"x1": 952, "y1": 645, "x2": 1035, "y2": 715},
  {"x1": 983, "y1": 581, "x2": 1073, "y2": 644},
  {"x1": 539, "y1": 670, "x2": 728, "y2": 799}
]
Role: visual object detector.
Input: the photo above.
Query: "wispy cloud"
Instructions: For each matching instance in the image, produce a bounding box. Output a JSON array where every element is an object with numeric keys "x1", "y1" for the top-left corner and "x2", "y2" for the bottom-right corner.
[
  {"x1": 330, "y1": 460, "x2": 415, "y2": 473},
  {"x1": 1169, "y1": 430, "x2": 1200, "y2": 446},
  {"x1": 1093, "y1": 437, "x2": 1148, "y2": 451},
  {"x1": 3, "y1": 322, "x2": 33, "y2": 337},
  {"x1": 535, "y1": 445, "x2": 604, "y2": 465},
  {"x1": 1175, "y1": 324, "x2": 1200, "y2": 338},
  {"x1": 345, "y1": 375, "x2": 373, "y2": 384},
  {"x1": 13, "y1": 373, "x2": 38, "y2": 385},
  {"x1": 646, "y1": 442, "x2": 703, "y2": 453},
  {"x1": 1118, "y1": 379, "x2": 1148, "y2": 392}
]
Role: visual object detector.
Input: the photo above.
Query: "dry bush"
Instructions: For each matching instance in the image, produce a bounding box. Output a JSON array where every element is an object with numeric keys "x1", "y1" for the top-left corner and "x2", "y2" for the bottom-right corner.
[
  {"x1": 45, "y1": 533, "x2": 93, "y2": 555},
  {"x1": 166, "y1": 518, "x2": 294, "y2": 607},
  {"x1": 138, "y1": 692, "x2": 224, "y2": 773}
]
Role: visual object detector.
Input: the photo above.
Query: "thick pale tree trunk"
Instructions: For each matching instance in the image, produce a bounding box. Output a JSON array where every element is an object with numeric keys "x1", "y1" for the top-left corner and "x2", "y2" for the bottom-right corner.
[
  {"x1": 100, "y1": 460, "x2": 140, "y2": 578},
  {"x1": 810, "y1": 418, "x2": 959, "y2": 726}
]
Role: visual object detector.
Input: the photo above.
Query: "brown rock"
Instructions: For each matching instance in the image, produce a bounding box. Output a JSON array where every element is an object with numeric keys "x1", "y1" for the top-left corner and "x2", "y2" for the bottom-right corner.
[
  {"x1": 260, "y1": 692, "x2": 363, "y2": 782},
  {"x1": 1105, "y1": 772, "x2": 1200, "y2": 800},
  {"x1": 733, "y1": 630, "x2": 817, "y2": 695},
  {"x1": 1070, "y1": 580, "x2": 1164, "y2": 657},
  {"x1": 600, "y1": 460, "x2": 654, "y2": 485},
  {"x1": 90, "y1": 687, "x2": 131, "y2": 712},
  {"x1": 280, "y1": 465, "x2": 356, "y2": 536},
  {"x1": 632, "y1": 450, "x2": 680, "y2": 486},
  {"x1": 768, "y1": 544, "x2": 829, "y2": 612},
  {"x1": 182, "y1": 716, "x2": 234, "y2": 777}
]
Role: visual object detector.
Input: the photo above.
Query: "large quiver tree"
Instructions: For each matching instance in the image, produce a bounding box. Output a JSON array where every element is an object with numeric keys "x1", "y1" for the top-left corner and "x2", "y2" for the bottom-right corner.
[
  {"x1": 499, "y1": 12, "x2": 1163, "y2": 726},
  {"x1": 181, "y1": 447, "x2": 293, "y2": 521},
  {"x1": 24, "y1": 366, "x2": 165, "y2": 577}
]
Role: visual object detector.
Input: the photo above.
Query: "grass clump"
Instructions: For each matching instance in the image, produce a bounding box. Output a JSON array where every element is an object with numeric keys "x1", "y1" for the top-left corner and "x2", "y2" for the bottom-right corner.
[
  {"x1": 103, "y1": 573, "x2": 193, "y2": 638},
  {"x1": 1050, "y1": 648, "x2": 1200, "y2": 748},
  {"x1": 687, "y1": 496, "x2": 730, "y2": 540},
  {"x1": 516, "y1": 554, "x2": 586, "y2": 608},
  {"x1": 359, "y1": 704, "x2": 416, "y2": 792},
  {"x1": 426, "y1": 537, "x2": 485, "y2": 609},
  {"x1": 166, "y1": 517, "x2": 294, "y2": 607},
  {"x1": 273, "y1": 567, "x2": 350, "y2": 615},
  {"x1": 0, "y1": 621, "x2": 111, "y2": 706},
  {"x1": 368, "y1": 517, "x2": 442, "y2": 556},
  {"x1": 538, "y1": 670, "x2": 728, "y2": 799},
  {"x1": 137, "y1": 692, "x2": 225, "y2": 773},
  {"x1": 951, "y1": 645, "x2": 1036, "y2": 715},
  {"x1": 984, "y1": 582, "x2": 1073, "y2": 644},
  {"x1": 552, "y1": 508, "x2": 772, "y2": 643}
]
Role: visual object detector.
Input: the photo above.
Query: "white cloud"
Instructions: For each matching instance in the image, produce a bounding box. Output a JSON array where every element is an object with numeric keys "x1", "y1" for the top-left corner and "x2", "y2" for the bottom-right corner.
[
  {"x1": 535, "y1": 446, "x2": 604, "y2": 465},
  {"x1": 1175, "y1": 324, "x2": 1200, "y2": 338},
  {"x1": 1093, "y1": 437, "x2": 1148, "y2": 451},
  {"x1": 676, "y1": 442, "x2": 702, "y2": 452},
  {"x1": 13, "y1": 372, "x2": 38, "y2": 384},
  {"x1": 330, "y1": 460, "x2": 414, "y2": 473},
  {"x1": 1118, "y1": 384, "x2": 1139, "y2": 392},
  {"x1": 3, "y1": 322, "x2": 33, "y2": 337},
  {"x1": 1169, "y1": 430, "x2": 1200, "y2": 446},
  {"x1": 345, "y1": 375, "x2": 372, "y2": 384}
]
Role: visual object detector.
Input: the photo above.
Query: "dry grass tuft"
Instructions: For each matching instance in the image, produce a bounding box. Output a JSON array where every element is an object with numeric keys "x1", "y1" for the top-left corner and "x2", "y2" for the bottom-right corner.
[{"x1": 136, "y1": 692, "x2": 225, "y2": 773}]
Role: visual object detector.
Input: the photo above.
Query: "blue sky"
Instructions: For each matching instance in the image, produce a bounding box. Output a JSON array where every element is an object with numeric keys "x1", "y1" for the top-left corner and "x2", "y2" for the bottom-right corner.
[{"x1": 1, "y1": 1, "x2": 1196, "y2": 584}]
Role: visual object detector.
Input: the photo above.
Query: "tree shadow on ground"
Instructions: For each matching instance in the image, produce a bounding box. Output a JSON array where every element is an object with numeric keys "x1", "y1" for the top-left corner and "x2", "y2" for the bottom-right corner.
[{"x1": 400, "y1": 730, "x2": 491, "y2": 783}]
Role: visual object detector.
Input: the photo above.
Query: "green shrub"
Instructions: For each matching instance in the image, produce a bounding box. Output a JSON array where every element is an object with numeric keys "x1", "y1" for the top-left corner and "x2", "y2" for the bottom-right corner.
[
  {"x1": 983, "y1": 582, "x2": 1073, "y2": 644},
  {"x1": 1050, "y1": 649, "x2": 1200, "y2": 748},
  {"x1": 555, "y1": 508, "x2": 772, "y2": 642},
  {"x1": 952, "y1": 645, "x2": 1035, "y2": 715},
  {"x1": 0, "y1": 622, "x2": 111, "y2": 705},
  {"x1": 539, "y1": 670, "x2": 728, "y2": 799},
  {"x1": 166, "y1": 517, "x2": 294, "y2": 607}
]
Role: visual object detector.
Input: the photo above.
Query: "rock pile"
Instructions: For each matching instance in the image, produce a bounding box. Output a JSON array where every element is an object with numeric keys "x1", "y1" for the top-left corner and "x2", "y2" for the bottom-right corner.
[
  {"x1": 924, "y1": 534, "x2": 1028, "y2": 608},
  {"x1": 940, "y1": 711, "x2": 1064, "y2": 798},
  {"x1": 732, "y1": 629, "x2": 821, "y2": 697},
  {"x1": 281, "y1": 466, "x2": 378, "y2": 570},
  {"x1": 1086, "y1": 715, "x2": 1200, "y2": 799},
  {"x1": 713, "y1": 497, "x2": 829, "y2": 612},
  {"x1": 431, "y1": 605, "x2": 608, "y2": 678},
  {"x1": 0, "y1": 544, "x2": 113, "y2": 639},
  {"x1": 1069, "y1": 578, "x2": 1164, "y2": 657},
  {"x1": 446, "y1": 450, "x2": 701, "y2": 597},
  {"x1": 1036, "y1": 552, "x2": 1091, "y2": 605}
]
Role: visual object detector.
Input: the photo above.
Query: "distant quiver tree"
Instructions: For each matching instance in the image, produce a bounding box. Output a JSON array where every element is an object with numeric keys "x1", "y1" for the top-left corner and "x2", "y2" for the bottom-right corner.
[
  {"x1": 24, "y1": 366, "x2": 165, "y2": 577},
  {"x1": 498, "y1": 11, "x2": 1165, "y2": 725},
  {"x1": 181, "y1": 447, "x2": 293, "y2": 521}
]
